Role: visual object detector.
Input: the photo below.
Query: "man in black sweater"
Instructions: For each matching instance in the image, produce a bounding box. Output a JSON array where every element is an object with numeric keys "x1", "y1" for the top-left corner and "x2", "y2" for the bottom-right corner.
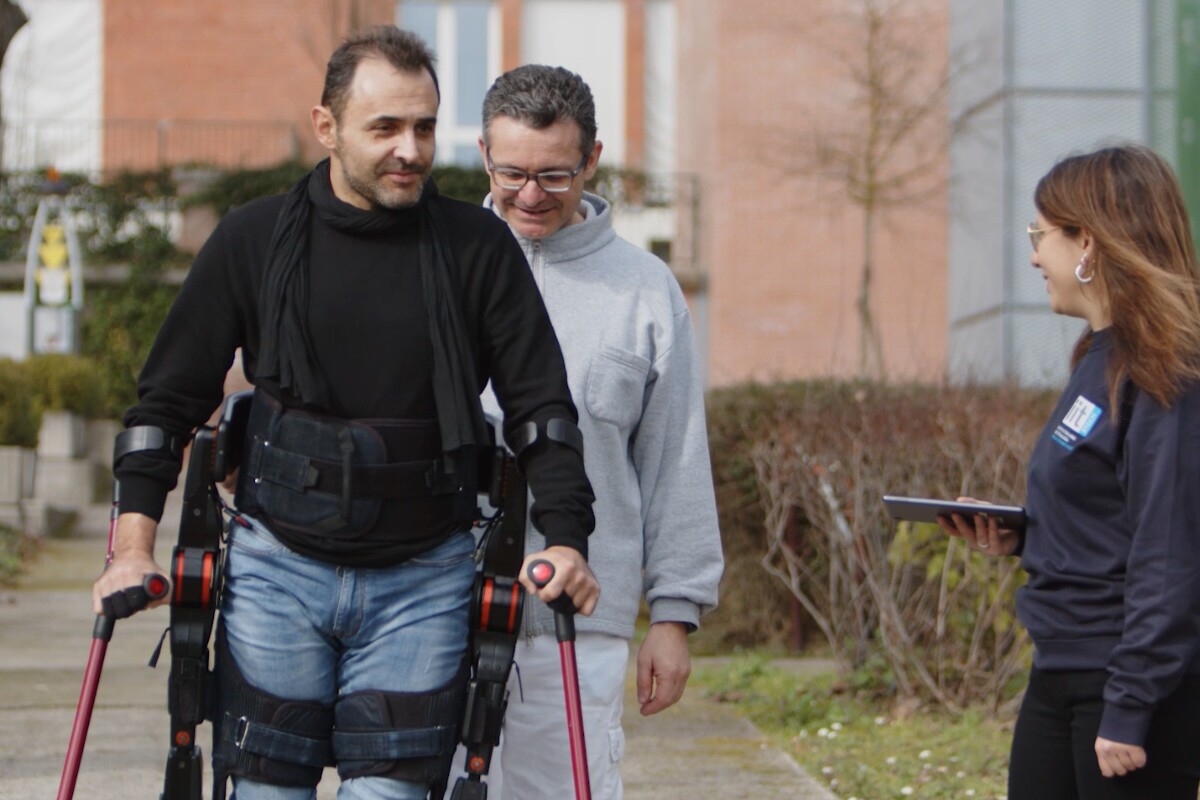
[{"x1": 91, "y1": 26, "x2": 597, "y2": 800}]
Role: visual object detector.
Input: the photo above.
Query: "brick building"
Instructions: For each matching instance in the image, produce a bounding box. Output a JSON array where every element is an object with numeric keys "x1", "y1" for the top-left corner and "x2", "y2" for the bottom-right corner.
[{"x1": 4, "y1": 0, "x2": 1190, "y2": 387}]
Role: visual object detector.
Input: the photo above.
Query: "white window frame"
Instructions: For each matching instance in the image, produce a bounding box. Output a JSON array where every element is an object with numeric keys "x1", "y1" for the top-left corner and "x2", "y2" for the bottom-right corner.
[{"x1": 397, "y1": 1, "x2": 502, "y2": 165}]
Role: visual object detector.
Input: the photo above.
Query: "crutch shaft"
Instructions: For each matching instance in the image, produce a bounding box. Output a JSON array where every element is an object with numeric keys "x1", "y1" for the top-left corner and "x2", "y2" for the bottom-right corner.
[
  {"x1": 558, "y1": 640, "x2": 591, "y2": 800},
  {"x1": 56, "y1": 637, "x2": 108, "y2": 800},
  {"x1": 56, "y1": 573, "x2": 168, "y2": 800},
  {"x1": 527, "y1": 559, "x2": 592, "y2": 800}
]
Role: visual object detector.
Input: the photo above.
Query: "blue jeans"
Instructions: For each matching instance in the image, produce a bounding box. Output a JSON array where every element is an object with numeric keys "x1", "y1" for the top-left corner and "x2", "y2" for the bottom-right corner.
[{"x1": 221, "y1": 518, "x2": 476, "y2": 800}]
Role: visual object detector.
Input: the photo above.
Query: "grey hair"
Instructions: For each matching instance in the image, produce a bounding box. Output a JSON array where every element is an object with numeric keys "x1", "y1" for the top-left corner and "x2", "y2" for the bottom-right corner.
[{"x1": 481, "y1": 64, "x2": 597, "y2": 156}]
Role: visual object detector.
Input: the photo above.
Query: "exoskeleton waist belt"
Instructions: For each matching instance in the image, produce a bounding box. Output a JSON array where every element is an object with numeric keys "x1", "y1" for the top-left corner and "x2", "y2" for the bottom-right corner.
[
  {"x1": 236, "y1": 388, "x2": 453, "y2": 539},
  {"x1": 252, "y1": 442, "x2": 444, "y2": 498}
]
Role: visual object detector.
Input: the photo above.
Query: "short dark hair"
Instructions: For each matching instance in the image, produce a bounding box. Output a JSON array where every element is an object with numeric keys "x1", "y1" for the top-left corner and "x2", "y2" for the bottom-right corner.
[
  {"x1": 481, "y1": 64, "x2": 597, "y2": 157},
  {"x1": 321, "y1": 26, "x2": 439, "y2": 120}
]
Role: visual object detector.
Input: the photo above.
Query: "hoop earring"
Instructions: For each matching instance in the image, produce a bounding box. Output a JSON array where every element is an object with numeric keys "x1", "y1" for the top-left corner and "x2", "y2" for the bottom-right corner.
[{"x1": 1075, "y1": 257, "x2": 1094, "y2": 284}]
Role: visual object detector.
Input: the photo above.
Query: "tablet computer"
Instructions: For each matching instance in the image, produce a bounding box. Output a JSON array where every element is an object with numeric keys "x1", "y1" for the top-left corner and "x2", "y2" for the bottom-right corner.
[{"x1": 882, "y1": 495, "x2": 1026, "y2": 530}]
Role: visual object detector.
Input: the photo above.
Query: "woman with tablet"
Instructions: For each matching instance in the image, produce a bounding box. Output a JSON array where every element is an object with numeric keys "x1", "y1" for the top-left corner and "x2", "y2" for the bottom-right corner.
[{"x1": 938, "y1": 145, "x2": 1200, "y2": 799}]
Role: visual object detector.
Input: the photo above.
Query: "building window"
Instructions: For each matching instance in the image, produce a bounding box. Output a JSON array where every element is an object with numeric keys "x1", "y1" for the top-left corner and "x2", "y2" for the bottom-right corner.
[{"x1": 396, "y1": 0, "x2": 499, "y2": 166}]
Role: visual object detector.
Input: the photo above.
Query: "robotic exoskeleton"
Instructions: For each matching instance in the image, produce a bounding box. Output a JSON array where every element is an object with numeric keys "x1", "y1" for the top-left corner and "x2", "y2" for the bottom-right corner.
[{"x1": 107, "y1": 390, "x2": 582, "y2": 800}]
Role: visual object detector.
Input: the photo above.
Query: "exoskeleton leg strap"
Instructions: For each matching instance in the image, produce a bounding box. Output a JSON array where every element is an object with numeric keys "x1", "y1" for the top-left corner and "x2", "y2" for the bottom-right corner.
[
  {"x1": 211, "y1": 626, "x2": 334, "y2": 789},
  {"x1": 334, "y1": 659, "x2": 470, "y2": 792}
]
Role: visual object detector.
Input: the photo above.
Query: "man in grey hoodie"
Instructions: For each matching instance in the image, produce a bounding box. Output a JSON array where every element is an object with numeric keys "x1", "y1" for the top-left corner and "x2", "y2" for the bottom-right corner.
[{"x1": 470, "y1": 64, "x2": 724, "y2": 799}]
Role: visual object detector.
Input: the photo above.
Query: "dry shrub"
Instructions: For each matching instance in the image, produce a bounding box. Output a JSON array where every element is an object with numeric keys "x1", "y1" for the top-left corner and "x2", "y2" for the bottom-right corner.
[
  {"x1": 705, "y1": 380, "x2": 1057, "y2": 711},
  {"x1": 700, "y1": 383, "x2": 813, "y2": 653}
]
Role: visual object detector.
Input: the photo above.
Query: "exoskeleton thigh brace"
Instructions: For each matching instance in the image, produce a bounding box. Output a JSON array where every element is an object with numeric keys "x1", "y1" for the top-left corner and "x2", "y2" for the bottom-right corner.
[
  {"x1": 333, "y1": 659, "x2": 470, "y2": 790},
  {"x1": 210, "y1": 626, "x2": 334, "y2": 789}
]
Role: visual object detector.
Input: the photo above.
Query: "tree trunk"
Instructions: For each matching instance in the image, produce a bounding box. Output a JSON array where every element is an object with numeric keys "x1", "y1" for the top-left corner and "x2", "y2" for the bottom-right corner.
[{"x1": 857, "y1": 204, "x2": 886, "y2": 378}]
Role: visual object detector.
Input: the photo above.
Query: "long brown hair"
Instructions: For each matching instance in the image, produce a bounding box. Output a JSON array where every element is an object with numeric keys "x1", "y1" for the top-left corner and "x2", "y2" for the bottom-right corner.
[{"x1": 1035, "y1": 145, "x2": 1200, "y2": 410}]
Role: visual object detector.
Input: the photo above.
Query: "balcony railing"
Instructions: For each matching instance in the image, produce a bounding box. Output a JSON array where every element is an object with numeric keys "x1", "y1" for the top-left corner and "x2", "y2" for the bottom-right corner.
[
  {"x1": 0, "y1": 123, "x2": 706, "y2": 292},
  {"x1": 1, "y1": 118, "x2": 301, "y2": 177}
]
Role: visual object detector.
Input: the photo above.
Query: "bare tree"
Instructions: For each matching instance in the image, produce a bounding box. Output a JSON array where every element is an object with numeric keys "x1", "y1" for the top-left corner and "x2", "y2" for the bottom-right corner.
[{"x1": 775, "y1": 0, "x2": 997, "y2": 379}]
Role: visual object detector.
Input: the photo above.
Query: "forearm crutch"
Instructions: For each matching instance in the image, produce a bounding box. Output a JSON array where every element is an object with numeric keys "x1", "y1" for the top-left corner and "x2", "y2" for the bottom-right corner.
[
  {"x1": 57, "y1": 483, "x2": 168, "y2": 800},
  {"x1": 526, "y1": 559, "x2": 591, "y2": 800}
]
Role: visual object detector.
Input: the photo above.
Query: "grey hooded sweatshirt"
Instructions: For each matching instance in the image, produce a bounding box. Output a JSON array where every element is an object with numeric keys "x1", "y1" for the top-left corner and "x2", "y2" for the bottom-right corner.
[{"x1": 482, "y1": 191, "x2": 723, "y2": 640}]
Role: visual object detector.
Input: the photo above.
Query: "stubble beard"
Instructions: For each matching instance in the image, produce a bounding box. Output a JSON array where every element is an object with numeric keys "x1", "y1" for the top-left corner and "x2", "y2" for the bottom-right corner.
[
  {"x1": 347, "y1": 162, "x2": 427, "y2": 211},
  {"x1": 336, "y1": 137, "x2": 430, "y2": 211}
]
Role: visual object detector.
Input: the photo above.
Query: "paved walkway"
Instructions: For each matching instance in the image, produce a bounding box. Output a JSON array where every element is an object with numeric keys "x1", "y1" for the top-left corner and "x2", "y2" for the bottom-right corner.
[{"x1": 0, "y1": 493, "x2": 834, "y2": 799}]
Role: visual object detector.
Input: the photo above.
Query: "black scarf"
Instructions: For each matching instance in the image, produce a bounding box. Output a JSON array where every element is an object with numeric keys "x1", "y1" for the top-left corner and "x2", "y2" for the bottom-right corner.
[{"x1": 257, "y1": 159, "x2": 489, "y2": 458}]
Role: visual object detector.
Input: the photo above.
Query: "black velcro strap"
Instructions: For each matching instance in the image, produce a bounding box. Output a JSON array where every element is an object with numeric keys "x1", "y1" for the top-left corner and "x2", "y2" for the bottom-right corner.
[
  {"x1": 510, "y1": 418, "x2": 584, "y2": 459},
  {"x1": 510, "y1": 422, "x2": 537, "y2": 456},
  {"x1": 113, "y1": 425, "x2": 185, "y2": 465},
  {"x1": 334, "y1": 663, "x2": 469, "y2": 786},
  {"x1": 312, "y1": 461, "x2": 441, "y2": 498},
  {"x1": 254, "y1": 444, "x2": 440, "y2": 498},
  {"x1": 212, "y1": 626, "x2": 334, "y2": 790},
  {"x1": 224, "y1": 714, "x2": 333, "y2": 768},
  {"x1": 332, "y1": 725, "x2": 456, "y2": 761},
  {"x1": 547, "y1": 418, "x2": 584, "y2": 456}
]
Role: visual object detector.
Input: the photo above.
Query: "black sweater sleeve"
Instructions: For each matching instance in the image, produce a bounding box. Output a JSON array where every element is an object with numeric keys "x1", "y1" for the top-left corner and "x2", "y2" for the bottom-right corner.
[
  {"x1": 444, "y1": 201, "x2": 596, "y2": 555},
  {"x1": 115, "y1": 198, "x2": 274, "y2": 521}
]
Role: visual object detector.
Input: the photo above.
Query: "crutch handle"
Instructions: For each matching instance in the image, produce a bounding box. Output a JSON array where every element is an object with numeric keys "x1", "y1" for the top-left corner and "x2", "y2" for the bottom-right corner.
[
  {"x1": 527, "y1": 559, "x2": 554, "y2": 586},
  {"x1": 526, "y1": 559, "x2": 578, "y2": 641},
  {"x1": 94, "y1": 573, "x2": 170, "y2": 641}
]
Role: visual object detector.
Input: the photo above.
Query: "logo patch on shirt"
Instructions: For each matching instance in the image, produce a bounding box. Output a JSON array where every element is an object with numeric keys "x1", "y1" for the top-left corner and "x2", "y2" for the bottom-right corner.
[{"x1": 1052, "y1": 395, "x2": 1102, "y2": 449}]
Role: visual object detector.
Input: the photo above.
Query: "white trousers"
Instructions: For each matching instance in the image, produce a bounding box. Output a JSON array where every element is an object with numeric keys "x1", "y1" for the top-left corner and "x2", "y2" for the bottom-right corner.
[{"x1": 447, "y1": 632, "x2": 629, "y2": 800}]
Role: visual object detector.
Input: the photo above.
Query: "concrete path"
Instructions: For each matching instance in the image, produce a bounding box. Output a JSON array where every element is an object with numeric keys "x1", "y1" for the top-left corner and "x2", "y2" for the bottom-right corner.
[{"x1": 0, "y1": 493, "x2": 834, "y2": 799}]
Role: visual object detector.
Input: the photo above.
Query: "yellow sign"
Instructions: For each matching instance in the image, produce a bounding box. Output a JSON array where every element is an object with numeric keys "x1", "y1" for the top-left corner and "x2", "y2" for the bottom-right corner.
[{"x1": 36, "y1": 224, "x2": 71, "y2": 305}]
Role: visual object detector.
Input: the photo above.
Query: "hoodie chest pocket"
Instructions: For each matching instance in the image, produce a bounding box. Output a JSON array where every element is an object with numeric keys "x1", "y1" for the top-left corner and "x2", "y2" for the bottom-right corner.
[{"x1": 585, "y1": 346, "x2": 650, "y2": 429}]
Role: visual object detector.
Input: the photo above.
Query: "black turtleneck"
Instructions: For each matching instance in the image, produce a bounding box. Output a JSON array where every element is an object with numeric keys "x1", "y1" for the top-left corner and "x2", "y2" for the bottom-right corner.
[
  {"x1": 116, "y1": 164, "x2": 595, "y2": 565},
  {"x1": 303, "y1": 189, "x2": 436, "y2": 420}
]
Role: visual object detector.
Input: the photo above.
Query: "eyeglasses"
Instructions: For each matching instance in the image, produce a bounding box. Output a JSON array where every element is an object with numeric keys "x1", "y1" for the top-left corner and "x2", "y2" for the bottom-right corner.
[
  {"x1": 1027, "y1": 223, "x2": 1061, "y2": 252},
  {"x1": 485, "y1": 149, "x2": 589, "y2": 193}
]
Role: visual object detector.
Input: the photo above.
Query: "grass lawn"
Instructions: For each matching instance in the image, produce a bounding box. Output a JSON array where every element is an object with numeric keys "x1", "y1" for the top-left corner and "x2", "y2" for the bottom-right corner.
[{"x1": 691, "y1": 653, "x2": 1016, "y2": 799}]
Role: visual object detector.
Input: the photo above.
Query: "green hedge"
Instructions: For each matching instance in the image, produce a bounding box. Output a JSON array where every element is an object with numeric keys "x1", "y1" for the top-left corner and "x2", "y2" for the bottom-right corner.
[
  {"x1": 186, "y1": 160, "x2": 495, "y2": 216},
  {"x1": 0, "y1": 354, "x2": 117, "y2": 447},
  {"x1": 0, "y1": 167, "x2": 184, "y2": 269},
  {"x1": 24, "y1": 353, "x2": 111, "y2": 418},
  {"x1": 80, "y1": 282, "x2": 177, "y2": 419},
  {"x1": 0, "y1": 358, "x2": 40, "y2": 447}
]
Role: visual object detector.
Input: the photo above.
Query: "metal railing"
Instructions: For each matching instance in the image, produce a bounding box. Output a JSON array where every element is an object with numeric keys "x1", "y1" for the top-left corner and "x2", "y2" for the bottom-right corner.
[
  {"x1": 1, "y1": 118, "x2": 301, "y2": 176},
  {"x1": 0, "y1": 123, "x2": 706, "y2": 291},
  {"x1": 591, "y1": 169, "x2": 704, "y2": 290}
]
